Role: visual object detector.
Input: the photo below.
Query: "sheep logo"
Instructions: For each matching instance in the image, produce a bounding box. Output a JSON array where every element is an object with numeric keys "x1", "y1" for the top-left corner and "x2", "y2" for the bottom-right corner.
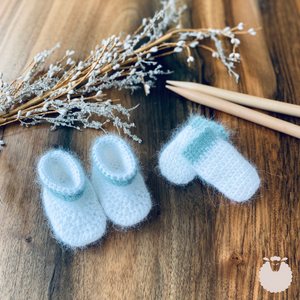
[{"x1": 259, "y1": 256, "x2": 292, "y2": 293}]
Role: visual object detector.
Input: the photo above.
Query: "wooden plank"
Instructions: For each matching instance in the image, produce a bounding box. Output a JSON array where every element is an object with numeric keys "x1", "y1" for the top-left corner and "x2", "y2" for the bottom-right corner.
[{"x1": 0, "y1": 0, "x2": 299, "y2": 299}]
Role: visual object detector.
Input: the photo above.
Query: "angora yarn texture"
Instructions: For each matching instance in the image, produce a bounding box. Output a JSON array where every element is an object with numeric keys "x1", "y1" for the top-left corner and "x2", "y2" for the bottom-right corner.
[
  {"x1": 38, "y1": 150, "x2": 107, "y2": 248},
  {"x1": 91, "y1": 134, "x2": 152, "y2": 227},
  {"x1": 159, "y1": 116, "x2": 260, "y2": 202}
]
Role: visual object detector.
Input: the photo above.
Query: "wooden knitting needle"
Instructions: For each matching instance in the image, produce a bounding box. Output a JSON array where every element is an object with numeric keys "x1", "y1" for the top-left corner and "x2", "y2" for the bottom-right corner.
[
  {"x1": 166, "y1": 85, "x2": 300, "y2": 139},
  {"x1": 166, "y1": 80, "x2": 300, "y2": 117}
]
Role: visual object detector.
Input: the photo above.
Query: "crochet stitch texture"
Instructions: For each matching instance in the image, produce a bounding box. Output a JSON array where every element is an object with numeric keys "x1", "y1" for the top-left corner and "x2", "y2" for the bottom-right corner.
[
  {"x1": 159, "y1": 115, "x2": 229, "y2": 185},
  {"x1": 159, "y1": 116, "x2": 260, "y2": 202},
  {"x1": 38, "y1": 150, "x2": 107, "y2": 248},
  {"x1": 91, "y1": 135, "x2": 152, "y2": 227},
  {"x1": 92, "y1": 134, "x2": 138, "y2": 186}
]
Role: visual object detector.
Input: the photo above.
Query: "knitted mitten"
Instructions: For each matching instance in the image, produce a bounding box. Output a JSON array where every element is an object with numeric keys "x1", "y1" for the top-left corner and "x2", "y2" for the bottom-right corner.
[
  {"x1": 159, "y1": 116, "x2": 260, "y2": 202},
  {"x1": 38, "y1": 150, "x2": 107, "y2": 248},
  {"x1": 159, "y1": 116, "x2": 229, "y2": 185},
  {"x1": 91, "y1": 134, "x2": 152, "y2": 227}
]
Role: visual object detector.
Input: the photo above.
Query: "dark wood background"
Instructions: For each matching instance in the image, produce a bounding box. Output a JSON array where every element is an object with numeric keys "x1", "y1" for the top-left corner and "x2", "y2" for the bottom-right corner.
[{"x1": 0, "y1": 0, "x2": 299, "y2": 299}]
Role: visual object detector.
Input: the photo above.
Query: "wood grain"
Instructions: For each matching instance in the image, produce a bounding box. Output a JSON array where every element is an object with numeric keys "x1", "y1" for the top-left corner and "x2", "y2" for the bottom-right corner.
[{"x1": 0, "y1": 0, "x2": 299, "y2": 299}]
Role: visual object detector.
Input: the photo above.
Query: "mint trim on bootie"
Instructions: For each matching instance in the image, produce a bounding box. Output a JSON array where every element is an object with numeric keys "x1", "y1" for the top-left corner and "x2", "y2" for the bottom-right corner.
[
  {"x1": 158, "y1": 115, "x2": 229, "y2": 185},
  {"x1": 182, "y1": 128, "x2": 260, "y2": 202},
  {"x1": 159, "y1": 115, "x2": 260, "y2": 202},
  {"x1": 183, "y1": 128, "x2": 219, "y2": 163},
  {"x1": 38, "y1": 150, "x2": 107, "y2": 248},
  {"x1": 189, "y1": 116, "x2": 229, "y2": 141},
  {"x1": 91, "y1": 135, "x2": 152, "y2": 227},
  {"x1": 92, "y1": 135, "x2": 138, "y2": 186}
]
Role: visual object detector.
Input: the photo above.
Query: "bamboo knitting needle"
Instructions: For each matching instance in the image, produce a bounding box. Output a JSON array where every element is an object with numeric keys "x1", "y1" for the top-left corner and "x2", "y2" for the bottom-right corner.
[
  {"x1": 166, "y1": 80, "x2": 300, "y2": 118},
  {"x1": 166, "y1": 85, "x2": 300, "y2": 139}
]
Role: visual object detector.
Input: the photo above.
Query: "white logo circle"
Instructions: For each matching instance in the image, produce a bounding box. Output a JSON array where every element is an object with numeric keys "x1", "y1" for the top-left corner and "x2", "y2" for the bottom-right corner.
[{"x1": 259, "y1": 256, "x2": 292, "y2": 293}]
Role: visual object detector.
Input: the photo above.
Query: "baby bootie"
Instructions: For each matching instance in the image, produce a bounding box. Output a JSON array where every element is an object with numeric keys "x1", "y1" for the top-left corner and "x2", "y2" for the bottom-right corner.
[
  {"x1": 159, "y1": 115, "x2": 229, "y2": 185},
  {"x1": 159, "y1": 116, "x2": 260, "y2": 202},
  {"x1": 38, "y1": 150, "x2": 107, "y2": 248},
  {"x1": 91, "y1": 134, "x2": 152, "y2": 227}
]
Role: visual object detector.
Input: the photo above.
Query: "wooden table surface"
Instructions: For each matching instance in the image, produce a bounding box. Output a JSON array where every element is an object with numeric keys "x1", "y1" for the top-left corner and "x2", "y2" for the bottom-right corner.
[{"x1": 0, "y1": 0, "x2": 299, "y2": 299}]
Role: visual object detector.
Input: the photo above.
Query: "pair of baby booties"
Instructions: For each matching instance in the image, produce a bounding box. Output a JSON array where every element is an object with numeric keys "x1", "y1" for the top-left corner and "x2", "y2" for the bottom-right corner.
[
  {"x1": 38, "y1": 116, "x2": 260, "y2": 248},
  {"x1": 159, "y1": 116, "x2": 260, "y2": 201},
  {"x1": 37, "y1": 135, "x2": 152, "y2": 248}
]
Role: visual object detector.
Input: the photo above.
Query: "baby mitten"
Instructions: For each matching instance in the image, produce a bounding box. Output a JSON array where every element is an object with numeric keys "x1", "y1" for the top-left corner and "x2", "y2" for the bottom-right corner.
[
  {"x1": 38, "y1": 150, "x2": 107, "y2": 248},
  {"x1": 91, "y1": 134, "x2": 152, "y2": 227},
  {"x1": 159, "y1": 116, "x2": 260, "y2": 202},
  {"x1": 159, "y1": 115, "x2": 229, "y2": 185}
]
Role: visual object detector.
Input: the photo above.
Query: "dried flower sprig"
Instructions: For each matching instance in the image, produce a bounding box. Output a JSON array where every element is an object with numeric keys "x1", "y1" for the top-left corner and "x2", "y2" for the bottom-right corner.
[{"x1": 0, "y1": 0, "x2": 256, "y2": 146}]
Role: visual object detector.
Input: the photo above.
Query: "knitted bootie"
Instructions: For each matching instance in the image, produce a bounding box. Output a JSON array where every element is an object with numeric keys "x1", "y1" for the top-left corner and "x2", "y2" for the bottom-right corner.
[
  {"x1": 182, "y1": 127, "x2": 260, "y2": 201},
  {"x1": 91, "y1": 135, "x2": 152, "y2": 227},
  {"x1": 159, "y1": 116, "x2": 229, "y2": 185},
  {"x1": 38, "y1": 150, "x2": 107, "y2": 248},
  {"x1": 159, "y1": 116, "x2": 260, "y2": 202}
]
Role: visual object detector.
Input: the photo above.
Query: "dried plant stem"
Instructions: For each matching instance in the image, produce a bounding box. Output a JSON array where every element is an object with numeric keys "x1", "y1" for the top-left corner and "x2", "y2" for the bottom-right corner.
[{"x1": 0, "y1": 0, "x2": 257, "y2": 147}]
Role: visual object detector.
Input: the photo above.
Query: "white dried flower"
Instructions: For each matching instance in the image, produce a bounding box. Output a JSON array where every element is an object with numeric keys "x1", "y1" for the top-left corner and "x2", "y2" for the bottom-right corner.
[
  {"x1": 150, "y1": 46, "x2": 158, "y2": 52},
  {"x1": 174, "y1": 47, "x2": 183, "y2": 52},
  {"x1": 113, "y1": 64, "x2": 120, "y2": 70},
  {"x1": 187, "y1": 56, "x2": 194, "y2": 63},
  {"x1": 145, "y1": 84, "x2": 150, "y2": 94},
  {"x1": 222, "y1": 26, "x2": 230, "y2": 33},
  {"x1": 189, "y1": 41, "x2": 199, "y2": 48},
  {"x1": 197, "y1": 32, "x2": 203, "y2": 39},
  {"x1": 130, "y1": 68, "x2": 136, "y2": 75},
  {"x1": 229, "y1": 53, "x2": 240, "y2": 59},
  {"x1": 58, "y1": 109, "x2": 67, "y2": 115},
  {"x1": 0, "y1": 140, "x2": 4, "y2": 151},
  {"x1": 231, "y1": 38, "x2": 240, "y2": 45},
  {"x1": 248, "y1": 28, "x2": 256, "y2": 35},
  {"x1": 177, "y1": 41, "x2": 185, "y2": 47},
  {"x1": 24, "y1": 74, "x2": 31, "y2": 82},
  {"x1": 237, "y1": 22, "x2": 244, "y2": 30}
]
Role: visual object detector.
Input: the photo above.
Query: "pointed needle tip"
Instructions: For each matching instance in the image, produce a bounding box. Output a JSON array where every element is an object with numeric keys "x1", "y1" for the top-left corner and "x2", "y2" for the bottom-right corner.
[
  {"x1": 166, "y1": 80, "x2": 179, "y2": 86},
  {"x1": 165, "y1": 85, "x2": 175, "y2": 90}
]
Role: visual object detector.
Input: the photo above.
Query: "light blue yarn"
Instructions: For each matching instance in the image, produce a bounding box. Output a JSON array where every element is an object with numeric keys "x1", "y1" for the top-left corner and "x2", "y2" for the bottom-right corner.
[
  {"x1": 47, "y1": 184, "x2": 85, "y2": 202},
  {"x1": 183, "y1": 128, "x2": 218, "y2": 164},
  {"x1": 92, "y1": 135, "x2": 138, "y2": 187},
  {"x1": 182, "y1": 116, "x2": 228, "y2": 164},
  {"x1": 38, "y1": 149, "x2": 86, "y2": 202},
  {"x1": 93, "y1": 165, "x2": 137, "y2": 187},
  {"x1": 188, "y1": 116, "x2": 229, "y2": 141}
]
